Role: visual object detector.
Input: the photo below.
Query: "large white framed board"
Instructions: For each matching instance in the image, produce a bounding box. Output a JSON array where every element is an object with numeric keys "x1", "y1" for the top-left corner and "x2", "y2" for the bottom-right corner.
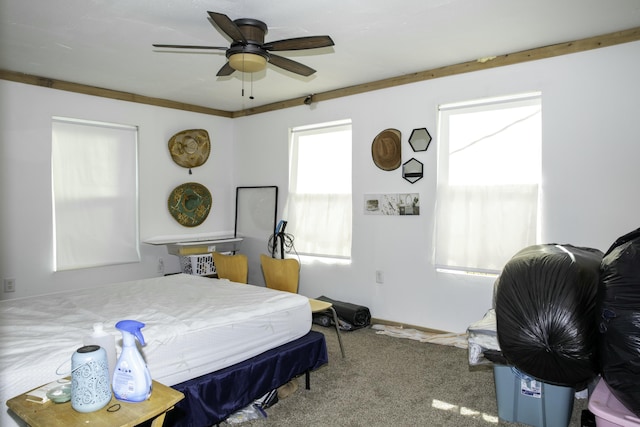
[{"x1": 235, "y1": 186, "x2": 278, "y2": 287}]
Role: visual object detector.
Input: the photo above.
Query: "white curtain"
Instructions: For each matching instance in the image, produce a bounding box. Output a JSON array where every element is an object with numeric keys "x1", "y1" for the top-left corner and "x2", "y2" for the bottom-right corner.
[
  {"x1": 286, "y1": 193, "x2": 352, "y2": 258},
  {"x1": 435, "y1": 184, "x2": 538, "y2": 272},
  {"x1": 52, "y1": 118, "x2": 139, "y2": 271},
  {"x1": 286, "y1": 120, "x2": 352, "y2": 259}
]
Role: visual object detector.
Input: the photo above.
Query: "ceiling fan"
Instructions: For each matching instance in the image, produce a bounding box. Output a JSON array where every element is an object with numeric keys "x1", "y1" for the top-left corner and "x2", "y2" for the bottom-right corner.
[{"x1": 153, "y1": 11, "x2": 334, "y2": 77}]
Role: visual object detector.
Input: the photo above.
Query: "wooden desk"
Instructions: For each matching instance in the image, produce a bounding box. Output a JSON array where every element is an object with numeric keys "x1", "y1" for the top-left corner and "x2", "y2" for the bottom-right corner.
[{"x1": 6, "y1": 380, "x2": 184, "y2": 427}]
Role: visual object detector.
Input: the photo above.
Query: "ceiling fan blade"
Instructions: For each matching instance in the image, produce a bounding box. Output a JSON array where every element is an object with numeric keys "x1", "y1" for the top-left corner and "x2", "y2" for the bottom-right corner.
[
  {"x1": 207, "y1": 11, "x2": 246, "y2": 43},
  {"x1": 153, "y1": 44, "x2": 227, "y2": 50},
  {"x1": 216, "y1": 62, "x2": 236, "y2": 76},
  {"x1": 269, "y1": 54, "x2": 316, "y2": 77},
  {"x1": 263, "y1": 35, "x2": 334, "y2": 51}
]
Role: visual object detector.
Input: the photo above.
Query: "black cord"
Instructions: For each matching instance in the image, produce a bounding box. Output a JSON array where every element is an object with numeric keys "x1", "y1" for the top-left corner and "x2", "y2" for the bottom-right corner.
[
  {"x1": 266, "y1": 232, "x2": 301, "y2": 269},
  {"x1": 267, "y1": 232, "x2": 296, "y2": 257}
]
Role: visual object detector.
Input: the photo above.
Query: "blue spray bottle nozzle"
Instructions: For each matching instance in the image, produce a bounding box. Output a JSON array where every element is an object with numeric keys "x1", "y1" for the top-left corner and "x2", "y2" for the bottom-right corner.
[{"x1": 115, "y1": 320, "x2": 146, "y2": 346}]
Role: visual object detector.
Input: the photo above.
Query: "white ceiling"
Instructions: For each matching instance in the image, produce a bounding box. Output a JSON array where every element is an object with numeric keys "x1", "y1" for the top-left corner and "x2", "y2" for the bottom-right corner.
[{"x1": 2, "y1": 0, "x2": 640, "y2": 113}]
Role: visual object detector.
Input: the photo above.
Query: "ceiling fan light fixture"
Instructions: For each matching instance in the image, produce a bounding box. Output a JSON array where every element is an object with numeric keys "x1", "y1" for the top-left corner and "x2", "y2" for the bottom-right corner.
[
  {"x1": 228, "y1": 53, "x2": 267, "y2": 73},
  {"x1": 154, "y1": 12, "x2": 334, "y2": 77}
]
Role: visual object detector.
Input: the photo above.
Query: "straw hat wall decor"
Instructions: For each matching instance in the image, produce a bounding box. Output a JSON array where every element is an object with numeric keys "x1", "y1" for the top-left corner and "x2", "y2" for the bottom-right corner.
[
  {"x1": 168, "y1": 182, "x2": 212, "y2": 227},
  {"x1": 168, "y1": 129, "x2": 211, "y2": 174},
  {"x1": 371, "y1": 128, "x2": 401, "y2": 171}
]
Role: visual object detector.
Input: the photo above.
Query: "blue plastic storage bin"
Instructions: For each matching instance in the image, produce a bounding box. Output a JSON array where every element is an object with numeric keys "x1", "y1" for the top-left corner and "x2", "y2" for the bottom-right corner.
[{"x1": 493, "y1": 364, "x2": 575, "y2": 427}]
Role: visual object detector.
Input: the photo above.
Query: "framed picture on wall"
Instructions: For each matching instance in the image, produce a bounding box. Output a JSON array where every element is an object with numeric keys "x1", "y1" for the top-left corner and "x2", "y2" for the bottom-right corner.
[{"x1": 364, "y1": 193, "x2": 419, "y2": 216}]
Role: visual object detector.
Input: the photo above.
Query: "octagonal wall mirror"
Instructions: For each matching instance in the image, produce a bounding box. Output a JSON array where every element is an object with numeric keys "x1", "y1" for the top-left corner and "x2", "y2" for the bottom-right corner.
[
  {"x1": 402, "y1": 158, "x2": 423, "y2": 184},
  {"x1": 409, "y1": 128, "x2": 432, "y2": 152}
]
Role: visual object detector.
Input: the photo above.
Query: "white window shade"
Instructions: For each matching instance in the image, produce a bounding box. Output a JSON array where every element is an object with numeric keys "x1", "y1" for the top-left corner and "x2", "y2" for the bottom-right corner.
[
  {"x1": 435, "y1": 184, "x2": 539, "y2": 272},
  {"x1": 286, "y1": 120, "x2": 352, "y2": 258},
  {"x1": 285, "y1": 192, "x2": 352, "y2": 258},
  {"x1": 435, "y1": 93, "x2": 541, "y2": 273},
  {"x1": 52, "y1": 117, "x2": 139, "y2": 271}
]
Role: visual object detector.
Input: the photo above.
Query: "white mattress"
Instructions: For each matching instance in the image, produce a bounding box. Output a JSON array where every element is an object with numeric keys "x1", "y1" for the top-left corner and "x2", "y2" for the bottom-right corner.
[{"x1": 0, "y1": 274, "x2": 311, "y2": 426}]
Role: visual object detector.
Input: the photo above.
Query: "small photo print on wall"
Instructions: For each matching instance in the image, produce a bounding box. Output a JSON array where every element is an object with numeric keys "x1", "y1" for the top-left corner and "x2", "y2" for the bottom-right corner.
[{"x1": 364, "y1": 193, "x2": 420, "y2": 215}]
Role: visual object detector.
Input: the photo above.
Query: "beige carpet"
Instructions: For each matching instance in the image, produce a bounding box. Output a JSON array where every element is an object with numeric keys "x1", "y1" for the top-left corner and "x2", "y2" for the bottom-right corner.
[{"x1": 228, "y1": 325, "x2": 589, "y2": 426}]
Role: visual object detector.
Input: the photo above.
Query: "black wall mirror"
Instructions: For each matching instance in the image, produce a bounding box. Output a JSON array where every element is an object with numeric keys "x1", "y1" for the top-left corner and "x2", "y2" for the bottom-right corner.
[
  {"x1": 402, "y1": 158, "x2": 423, "y2": 183},
  {"x1": 409, "y1": 128, "x2": 432, "y2": 152}
]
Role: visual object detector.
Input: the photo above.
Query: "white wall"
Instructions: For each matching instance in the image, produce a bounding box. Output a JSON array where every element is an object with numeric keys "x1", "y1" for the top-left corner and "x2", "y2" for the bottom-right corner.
[
  {"x1": 233, "y1": 41, "x2": 640, "y2": 333},
  {"x1": 1, "y1": 41, "x2": 638, "y2": 333},
  {"x1": 0, "y1": 82, "x2": 234, "y2": 298}
]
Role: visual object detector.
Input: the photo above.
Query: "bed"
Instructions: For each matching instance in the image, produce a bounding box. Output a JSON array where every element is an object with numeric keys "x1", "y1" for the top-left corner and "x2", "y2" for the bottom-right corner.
[{"x1": 0, "y1": 274, "x2": 328, "y2": 426}]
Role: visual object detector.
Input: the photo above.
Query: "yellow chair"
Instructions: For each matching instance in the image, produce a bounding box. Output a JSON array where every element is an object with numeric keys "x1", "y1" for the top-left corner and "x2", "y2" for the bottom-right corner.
[
  {"x1": 260, "y1": 254, "x2": 300, "y2": 293},
  {"x1": 260, "y1": 254, "x2": 345, "y2": 358},
  {"x1": 212, "y1": 252, "x2": 248, "y2": 284}
]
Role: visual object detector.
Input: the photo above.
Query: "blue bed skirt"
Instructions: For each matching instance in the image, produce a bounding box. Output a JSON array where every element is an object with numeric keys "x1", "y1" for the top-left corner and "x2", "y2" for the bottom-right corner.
[{"x1": 165, "y1": 331, "x2": 328, "y2": 427}]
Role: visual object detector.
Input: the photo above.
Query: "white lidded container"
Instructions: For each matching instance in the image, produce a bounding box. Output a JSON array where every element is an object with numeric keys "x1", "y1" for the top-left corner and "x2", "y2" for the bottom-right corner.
[{"x1": 83, "y1": 322, "x2": 117, "y2": 382}]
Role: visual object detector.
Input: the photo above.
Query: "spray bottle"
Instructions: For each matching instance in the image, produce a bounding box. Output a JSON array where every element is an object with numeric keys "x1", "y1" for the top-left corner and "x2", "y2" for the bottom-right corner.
[{"x1": 112, "y1": 320, "x2": 152, "y2": 402}]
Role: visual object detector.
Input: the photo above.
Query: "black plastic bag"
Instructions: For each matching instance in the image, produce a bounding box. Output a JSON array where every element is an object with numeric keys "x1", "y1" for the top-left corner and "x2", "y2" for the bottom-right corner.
[
  {"x1": 598, "y1": 228, "x2": 640, "y2": 417},
  {"x1": 495, "y1": 244, "x2": 603, "y2": 388},
  {"x1": 312, "y1": 313, "x2": 357, "y2": 331},
  {"x1": 315, "y1": 296, "x2": 371, "y2": 329}
]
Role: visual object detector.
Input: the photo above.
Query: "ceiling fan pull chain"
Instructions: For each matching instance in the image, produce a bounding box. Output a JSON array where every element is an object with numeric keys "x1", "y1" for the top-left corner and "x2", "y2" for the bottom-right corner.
[
  {"x1": 250, "y1": 73, "x2": 255, "y2": 100},
  {"x1": 241, "y1": 56, "x2": 246, "y2": 97}
]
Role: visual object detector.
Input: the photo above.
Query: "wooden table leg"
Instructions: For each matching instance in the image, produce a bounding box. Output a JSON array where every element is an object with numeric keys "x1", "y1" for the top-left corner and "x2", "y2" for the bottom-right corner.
[{"x1": 150, "y1": 406, "x2": 173, "y2": 427}]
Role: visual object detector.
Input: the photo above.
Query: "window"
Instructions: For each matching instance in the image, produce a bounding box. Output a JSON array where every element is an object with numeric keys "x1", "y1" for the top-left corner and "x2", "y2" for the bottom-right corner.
[
  {"x1": 435, "y1": 93, "x2": 541, "y2": 273},
  {"x1": 52, "y1": 117, "x2": 139, "y2": 271},
  {"x1": 285, "y1": 120, "x2": 352, "y2": 258}
]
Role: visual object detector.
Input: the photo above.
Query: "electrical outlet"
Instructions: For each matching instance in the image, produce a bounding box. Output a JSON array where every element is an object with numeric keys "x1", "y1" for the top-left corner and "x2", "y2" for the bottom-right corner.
[
  {"x1": 157, "y1": 258, "x2": 165, "y2": 275},
  {"x1": 4, "y1": 278, "x2": 16, "y2": 293},
  {"x1": 375, "y1": 270, "x2": 384, "y2": 284}
]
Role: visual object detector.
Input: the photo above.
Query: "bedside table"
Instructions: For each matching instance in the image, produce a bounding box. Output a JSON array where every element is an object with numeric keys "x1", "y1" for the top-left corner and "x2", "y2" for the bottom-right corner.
[{"x1": 6, "y1": 380, "x2": 184, "y2": 427}]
